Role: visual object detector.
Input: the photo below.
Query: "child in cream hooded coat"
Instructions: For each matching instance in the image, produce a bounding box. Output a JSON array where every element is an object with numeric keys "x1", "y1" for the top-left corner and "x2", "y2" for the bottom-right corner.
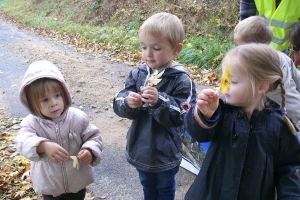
[{"x1": 17, "y1": 60, "x2": 102, "y2": 198}]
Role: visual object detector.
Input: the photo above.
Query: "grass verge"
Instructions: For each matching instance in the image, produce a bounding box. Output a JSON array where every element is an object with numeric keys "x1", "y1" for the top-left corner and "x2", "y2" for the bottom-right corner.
[{"x1": 0, "y1": 0, "x2": 238, "y2": 78}]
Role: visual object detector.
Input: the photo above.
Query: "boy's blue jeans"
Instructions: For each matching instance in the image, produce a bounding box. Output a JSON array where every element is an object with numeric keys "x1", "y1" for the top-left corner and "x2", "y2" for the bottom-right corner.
[{"x1": 137, "y1": 165, "x2": 180, "y2": 200}]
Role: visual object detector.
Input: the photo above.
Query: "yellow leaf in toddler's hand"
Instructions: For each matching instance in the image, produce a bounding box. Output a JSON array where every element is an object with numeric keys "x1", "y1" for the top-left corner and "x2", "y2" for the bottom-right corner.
[{"x1": 70, "y1": 156, "x2": 79, "y2": 170}]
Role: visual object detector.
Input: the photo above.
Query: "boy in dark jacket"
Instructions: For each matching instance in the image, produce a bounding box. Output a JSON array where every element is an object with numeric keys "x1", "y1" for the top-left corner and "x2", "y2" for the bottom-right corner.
[{"x1": 113, "y1": 12, "x2": 196, "y2": 200}]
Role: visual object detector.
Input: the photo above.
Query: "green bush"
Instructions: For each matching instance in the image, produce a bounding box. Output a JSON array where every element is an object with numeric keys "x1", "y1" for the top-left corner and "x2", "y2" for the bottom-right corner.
[{"x1": 0, "y1": 0, "x2": 239, "y2": 72}]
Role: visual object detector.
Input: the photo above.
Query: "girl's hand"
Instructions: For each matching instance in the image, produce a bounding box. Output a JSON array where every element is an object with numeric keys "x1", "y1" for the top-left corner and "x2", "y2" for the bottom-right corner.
[
  {"x1": 77, "y1": 149, "x2": 93, "y2": 164},
  {"x1": 126, "y1": 92, "x2": 143, "y2": 108},
  {"x1": 38, "y1": 141, "x2": 69, "y2": 163},
  {"x1": 140, "y1": 86, "x2": 159, "y2": 105},
  {"x1": 196, "y1": 89, "x2": 219, "y2": 119}
]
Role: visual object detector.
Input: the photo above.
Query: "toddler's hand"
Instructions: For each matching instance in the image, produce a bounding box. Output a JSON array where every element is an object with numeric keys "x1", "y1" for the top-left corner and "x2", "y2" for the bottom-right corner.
[
  {"x1": 197, "y1": 89, "x2": 219, "y2": 119},
  {"x1": 40, "y1": 142, "x2": 69, "y2": 163},
  {"x1": 77, "y1": 149, "x2": 93, "y2": 164},
  {"x1": 126, "y1": 92, "x2": 143, "y2": 108},
  {"x1": 140, "y1": 86, "x2": 159, "y2": 105}
]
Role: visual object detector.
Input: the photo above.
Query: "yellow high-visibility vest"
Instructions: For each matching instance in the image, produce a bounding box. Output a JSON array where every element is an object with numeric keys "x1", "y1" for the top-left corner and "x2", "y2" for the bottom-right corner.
[{"x1": 254, "y1": 0, "x2": 300, "y2": 51}]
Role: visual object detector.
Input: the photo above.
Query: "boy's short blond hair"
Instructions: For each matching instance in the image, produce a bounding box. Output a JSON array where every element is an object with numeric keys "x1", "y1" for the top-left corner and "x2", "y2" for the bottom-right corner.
[
  {"x1": 234, "y1": 16, "x2": 272, "y2": 44},
  {"x1": 139, "y1": 12, "x2": 184, "y2": 47}
]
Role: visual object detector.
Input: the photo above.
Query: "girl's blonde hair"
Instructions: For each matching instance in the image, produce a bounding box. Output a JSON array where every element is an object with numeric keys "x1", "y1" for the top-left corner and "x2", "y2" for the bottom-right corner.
[
  {"x1": 234, "y1": 16, "x2": 272, "y2": 44},
  {"x1": 222, "y1": 43, "x2": 296, "y2": 134},
  {"x1": 24, "y1": 78, "x2": 70, "y2": 118},
  {"x1": 139, "y1": 12, "x2": 184, "y2": 48}
]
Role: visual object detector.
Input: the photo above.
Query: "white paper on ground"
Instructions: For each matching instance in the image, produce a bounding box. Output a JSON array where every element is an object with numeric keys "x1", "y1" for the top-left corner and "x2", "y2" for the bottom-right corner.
[{"x1": 180, "y1": 156, "x2": 199, "y2": 175}]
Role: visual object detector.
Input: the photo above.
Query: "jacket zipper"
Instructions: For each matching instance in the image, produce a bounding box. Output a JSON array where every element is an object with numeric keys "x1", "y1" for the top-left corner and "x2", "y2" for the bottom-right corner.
[{"x1": 55, "y1": 123, "x2": 69, "y2": 193}]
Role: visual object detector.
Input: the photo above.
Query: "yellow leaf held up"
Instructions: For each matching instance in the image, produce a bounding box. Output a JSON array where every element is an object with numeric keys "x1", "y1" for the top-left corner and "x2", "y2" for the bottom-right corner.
[
  {"x1": 146, "y1": 69, "x2": 165, "y2": 86},
  {"x1": 70, "y1": 156, "x2": 79, "y2": 170},
  {"x1": 219, "y1": 65, "x2": 232, "y2": 94}
]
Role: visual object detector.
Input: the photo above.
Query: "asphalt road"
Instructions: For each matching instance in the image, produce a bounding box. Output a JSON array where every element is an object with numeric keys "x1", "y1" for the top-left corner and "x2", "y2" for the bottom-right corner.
[
  {"x1": 0, "y1": 19, "x2": 29, "y2": 117},
  {"x1": 0, "y1": 17, "x2": 197, "y2": 200},
  {"x1": 0, "y1": 17, "x2": 144, "y2": 199}
]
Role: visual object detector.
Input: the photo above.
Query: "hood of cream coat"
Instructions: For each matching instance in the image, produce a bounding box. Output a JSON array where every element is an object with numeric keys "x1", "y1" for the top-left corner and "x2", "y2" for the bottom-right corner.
[{"x1": 19, "y1": 60, "x2": 72, "y2": 115}]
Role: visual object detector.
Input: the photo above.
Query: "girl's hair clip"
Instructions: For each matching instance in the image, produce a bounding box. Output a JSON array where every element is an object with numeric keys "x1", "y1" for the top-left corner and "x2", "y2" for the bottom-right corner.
[{"x1": 281, "y1": 107, "x2": 287, "y2": 116}]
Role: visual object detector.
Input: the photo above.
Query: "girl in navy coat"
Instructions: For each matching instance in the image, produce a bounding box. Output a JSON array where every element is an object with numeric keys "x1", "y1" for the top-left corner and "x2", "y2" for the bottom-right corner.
[{"x1": 184, "y1": 43, "x2": 300, "y2": 200}]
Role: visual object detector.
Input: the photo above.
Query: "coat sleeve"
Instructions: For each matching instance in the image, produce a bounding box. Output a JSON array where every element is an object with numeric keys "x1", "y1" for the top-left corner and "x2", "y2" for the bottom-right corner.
[
  {"x1": 16, "y1": 116, "x2": 49, "y2": 162},
  {"x1": 150, "y1": 73, "x2": 197, "y2": 128},
  {"x1": 275, "y1": 127, "x2": 300, "y2": 198},
  {"x1": 113, "y1": 69, "x2": 141, "y2": 119},
  {"x1": 184, "y1": 99, "x2": 220, "y2": 142},
  {"x1": 79, "y1": 112, "x2": 103, "y2": 166}
]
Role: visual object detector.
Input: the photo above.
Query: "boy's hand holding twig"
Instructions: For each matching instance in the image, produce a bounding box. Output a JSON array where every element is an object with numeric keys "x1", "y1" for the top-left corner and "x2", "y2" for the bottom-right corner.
[
  {"x1": 38, "y1": 141, "x2": 69, "y2": 163},
  {"x1": 78, "y1": 149, "x2": 93, "y2": 164},
  {"x1": 197, "y1": 89, "x2": 219, "y2": 119},
  {"x1": 140, "y1": 86, "x2": 159, "y2": 105},
  {"x1": 126, "y1": 92, "x2": 143, "y2": 108}
]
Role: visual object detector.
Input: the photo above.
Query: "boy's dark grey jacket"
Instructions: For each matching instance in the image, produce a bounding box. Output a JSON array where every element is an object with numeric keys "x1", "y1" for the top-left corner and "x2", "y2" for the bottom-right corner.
[
  {"x1": 184, "y1": 99, "x2": 300, "y2": 200},
  {"x1": 113, "y1": 63, "x2": 197, "y2": 172}
]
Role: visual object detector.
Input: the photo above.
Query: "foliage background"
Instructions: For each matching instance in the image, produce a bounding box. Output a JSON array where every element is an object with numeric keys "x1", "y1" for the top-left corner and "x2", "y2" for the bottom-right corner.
[{"x1": 0, "y1": 0, "x2": 240, "y2": 85}]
